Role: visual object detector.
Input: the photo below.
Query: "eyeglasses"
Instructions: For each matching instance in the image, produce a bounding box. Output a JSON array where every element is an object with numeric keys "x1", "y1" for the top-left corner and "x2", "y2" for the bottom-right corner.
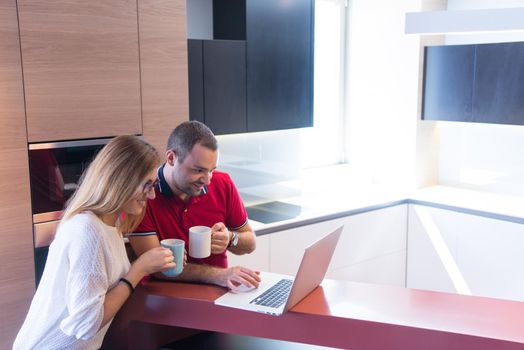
[{"x1": 142, "y1": 178, "x2": 159, "y2": 194}]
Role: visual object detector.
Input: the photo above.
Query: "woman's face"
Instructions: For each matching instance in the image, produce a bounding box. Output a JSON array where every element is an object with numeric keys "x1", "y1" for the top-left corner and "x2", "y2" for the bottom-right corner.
[{"x1": 121, "y1": 169, "x2": 157, "y2": 216}]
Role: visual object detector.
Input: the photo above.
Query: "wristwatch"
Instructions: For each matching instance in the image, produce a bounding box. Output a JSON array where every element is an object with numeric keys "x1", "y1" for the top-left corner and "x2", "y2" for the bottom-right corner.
[{"x1": 228, "y1": 231, "x2": 239, "y2": 248}]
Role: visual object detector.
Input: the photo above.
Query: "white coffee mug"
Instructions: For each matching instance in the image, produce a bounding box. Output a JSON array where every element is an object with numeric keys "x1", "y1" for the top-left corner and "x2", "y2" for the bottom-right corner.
[{"x1": 189, "y1": 225, "x2": 211, "y2": 258}]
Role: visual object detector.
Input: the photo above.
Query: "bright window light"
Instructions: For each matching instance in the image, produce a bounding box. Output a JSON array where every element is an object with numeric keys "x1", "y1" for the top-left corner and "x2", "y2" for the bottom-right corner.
[{"x1": 299, "y1": 0, "x2": 346, "y2": 168}]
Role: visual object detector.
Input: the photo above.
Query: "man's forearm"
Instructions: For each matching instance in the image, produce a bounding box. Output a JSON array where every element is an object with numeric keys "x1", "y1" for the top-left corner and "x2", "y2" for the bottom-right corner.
[
  {"x1": 228, "y1": 230, "x2": 256, "y2": 255},
  {"x1": 153, "y1": 263, "x2": 226, "y2": 286}
]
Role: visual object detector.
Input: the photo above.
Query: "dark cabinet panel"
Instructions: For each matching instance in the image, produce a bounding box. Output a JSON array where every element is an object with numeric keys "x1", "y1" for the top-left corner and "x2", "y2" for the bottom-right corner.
[
  {"x1": 213, "y1": 0, "x2": 246, "y2": 40},
  {"x1": 246, "y1": 0, "x2": 314, "y2": 132},
  {"x1": 473, "y1": 42, "x2": 524, "y2": 125},
  {"x1": 422, "y1": 41, "x2": 524, "y2": 126},
  {"x1": 188, "y1": 0, "x2": 314, "y2": 134},
  {"x1": 422, "y1": 45, "x2": 475, "y2": 122},
  {"x1": 203, "y1": 40, "x2": 247, "y2": 134},
  {"x1": 188, "y1": 39, "x2": 205, "y2": 123}
]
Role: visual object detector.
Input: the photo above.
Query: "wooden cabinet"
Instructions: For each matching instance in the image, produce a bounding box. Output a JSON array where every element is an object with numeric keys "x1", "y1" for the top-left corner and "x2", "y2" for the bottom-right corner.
[
  {"x1": 407, "y1": 204, "x2": 524, "y2": 302},
  {"x1": 269, "y1": 205, "x2": 407, "y2": 287},
  {"x1": 0, "y1": 1, "x2": 34, "y2": 348},
  {"x1": 423, "y1": 41, "x2": 524, "y2": 126},
  {"x1": 18, "y1": 0, "x2": 142, "y2": 142},
  {"x1": 0, "y1": 1, "x2": 190, "y2": 347},
  {"x1": 138, "y1": 0, "x2": 189, "y2": 153}
]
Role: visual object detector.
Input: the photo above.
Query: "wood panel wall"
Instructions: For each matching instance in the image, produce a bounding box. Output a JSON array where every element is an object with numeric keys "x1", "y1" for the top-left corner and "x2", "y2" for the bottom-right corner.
[
  {"x1": 18, "y1": 0, "x2": 142, "y2": 142},
  {"x1": 0, "y1": 1, "x2": 35, "y2": 348},
  {"x1": 139, "y1": 0, "x2": 189, "y2": 153},
  {"x1": 0, "y1": 1, "x2": 190, "y2": 346}
]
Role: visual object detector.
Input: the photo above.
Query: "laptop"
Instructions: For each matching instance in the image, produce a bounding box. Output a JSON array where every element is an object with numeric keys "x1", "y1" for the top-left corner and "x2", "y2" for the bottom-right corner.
[{"x1": 214, "y1": 225, "x2": 343, "y2": 316}]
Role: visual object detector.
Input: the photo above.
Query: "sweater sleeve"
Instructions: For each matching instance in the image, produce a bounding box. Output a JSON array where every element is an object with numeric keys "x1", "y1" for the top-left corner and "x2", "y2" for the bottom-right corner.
[{"x1": 59, "y1": 222, "x2": 109, "y2": 340}]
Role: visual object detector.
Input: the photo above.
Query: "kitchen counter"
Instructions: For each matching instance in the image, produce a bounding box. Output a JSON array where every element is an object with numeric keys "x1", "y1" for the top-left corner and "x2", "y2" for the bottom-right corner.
[
  {"x1": 240, "y1": 164, "x2": 524, "y2": 234},
  {"x1": 102, "y1": 278, "x2": 524, "y2": 350},
  {"x1": 409, "y1": 185, "x2": 524, "y2": 224},
  {"x1": 241, "y1": 164, "x2": 408, "y2": 234}
]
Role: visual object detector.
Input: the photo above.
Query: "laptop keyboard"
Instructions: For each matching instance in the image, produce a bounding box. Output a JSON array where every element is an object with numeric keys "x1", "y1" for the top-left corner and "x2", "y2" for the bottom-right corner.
[{"x1": 250, "y1": 279, "x2": 293, "y2": 308}]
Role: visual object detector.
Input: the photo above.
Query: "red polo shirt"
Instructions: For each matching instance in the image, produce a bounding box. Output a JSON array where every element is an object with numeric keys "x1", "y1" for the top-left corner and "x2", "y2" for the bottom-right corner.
[{"x1": 131, "y1": 165, "x2": 248, "y2": 268}]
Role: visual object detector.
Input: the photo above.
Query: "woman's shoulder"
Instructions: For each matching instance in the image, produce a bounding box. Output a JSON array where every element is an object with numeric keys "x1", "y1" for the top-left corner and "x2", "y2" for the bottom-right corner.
[
  {"x1": 55, "y1": 212, "x2": 113, "y2": 253},
  {"x1": 61, "y1": 211, "x2": 96, "y2": 227},
  {"x1": 58, "y1": 212, "x2": 108, "y2": 238}
]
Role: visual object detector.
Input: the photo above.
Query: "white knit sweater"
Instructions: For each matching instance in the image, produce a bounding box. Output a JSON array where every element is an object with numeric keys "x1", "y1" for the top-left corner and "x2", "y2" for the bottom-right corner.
[{"x1": 13, "y1": 212, "x2": 131, "y2": 350}]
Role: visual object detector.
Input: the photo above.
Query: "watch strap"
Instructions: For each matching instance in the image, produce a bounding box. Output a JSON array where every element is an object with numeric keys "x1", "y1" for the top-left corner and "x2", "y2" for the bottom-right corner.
[{"x1": 228, "y1": 231, "x2": 239, "y2": 248}]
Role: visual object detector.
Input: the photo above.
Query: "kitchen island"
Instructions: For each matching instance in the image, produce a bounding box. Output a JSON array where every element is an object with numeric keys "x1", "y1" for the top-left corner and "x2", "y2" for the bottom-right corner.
[{"x1": 102, "y1": 278, "x2": 524, "y2": 350}]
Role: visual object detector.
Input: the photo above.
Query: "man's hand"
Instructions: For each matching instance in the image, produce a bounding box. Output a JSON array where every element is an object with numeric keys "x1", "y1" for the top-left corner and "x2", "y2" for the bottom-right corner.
[
  {"x1": 217, "y1": 266, "x2": 261, "y2": 290},
  {"x1": 211, "y1": 222, "x2": 230, "y2": 254}
]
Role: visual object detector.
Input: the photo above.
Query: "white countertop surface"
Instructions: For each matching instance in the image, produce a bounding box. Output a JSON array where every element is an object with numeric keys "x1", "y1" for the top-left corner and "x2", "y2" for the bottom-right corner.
[
  {"x1": 239, "y1": 164, "x2": 524, "y2": 233},
  {"x1": 409, "y1": 185, "x2": 524, "y2": 219}
]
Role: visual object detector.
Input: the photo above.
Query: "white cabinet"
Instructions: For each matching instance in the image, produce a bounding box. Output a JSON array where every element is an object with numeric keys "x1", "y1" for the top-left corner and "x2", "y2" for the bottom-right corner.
[
  {"x1": 407, "y1": 204, "x2": 524, "y2": 302},
  {"x1": 228, "y1": 234, "x2": 270, "y2": 272},
  {"x1": 234, "y1": 201, "x2": 524, "y2": 301},
  {"x1": 326, "y1": 252, "x2": 406, "y2": 286},
  {"x1": 269, "y1": 205, "x2": 408, "y2": 287},
  {"x1": 270, "y1": 221, "x2": 332, "y2": 275},
  {"x1": 327, "y1": 205, "x2": 407, "y2": 287},
  {"x1": 407, "y1": 205, "x2": 457, "y2": 294}
]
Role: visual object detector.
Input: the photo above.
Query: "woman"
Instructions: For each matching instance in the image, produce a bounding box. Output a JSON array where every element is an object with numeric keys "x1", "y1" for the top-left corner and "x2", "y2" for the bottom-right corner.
[{"x1": 13, "y1": 135, "x2": 176, "y2": 350}]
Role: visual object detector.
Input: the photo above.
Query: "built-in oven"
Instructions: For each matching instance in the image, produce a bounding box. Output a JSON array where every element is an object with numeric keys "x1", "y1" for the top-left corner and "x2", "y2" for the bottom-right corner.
[{"x1": 29, "y1": 138, "x2": 111, "y2": 286}]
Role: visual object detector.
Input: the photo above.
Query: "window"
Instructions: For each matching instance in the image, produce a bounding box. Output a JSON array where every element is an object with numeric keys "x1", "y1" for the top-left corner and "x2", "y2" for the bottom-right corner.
[{"x1": 218, "y1": 0, "x2": 348, "y2": 190}]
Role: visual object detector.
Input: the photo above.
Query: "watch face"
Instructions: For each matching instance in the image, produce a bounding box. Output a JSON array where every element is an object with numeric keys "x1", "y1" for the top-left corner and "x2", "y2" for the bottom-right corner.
[{"x1": 232, "y1": 231, "x2": 239, "y2": 246}]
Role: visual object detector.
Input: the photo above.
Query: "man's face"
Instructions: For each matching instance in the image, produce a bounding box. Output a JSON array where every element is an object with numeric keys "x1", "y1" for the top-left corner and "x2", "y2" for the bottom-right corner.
[{"x1": 168, "y1": 143, "x2": 218, "y2": 199}]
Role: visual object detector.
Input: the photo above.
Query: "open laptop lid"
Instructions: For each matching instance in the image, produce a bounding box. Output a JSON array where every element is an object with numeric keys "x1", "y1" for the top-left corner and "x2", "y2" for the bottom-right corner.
[{"x1": 283, "y1": 225, "x2": 343, "y2": 312}]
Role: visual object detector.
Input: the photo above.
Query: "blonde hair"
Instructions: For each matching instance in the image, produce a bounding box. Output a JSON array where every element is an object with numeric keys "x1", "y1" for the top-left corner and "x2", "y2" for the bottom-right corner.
[{"x1": 61, "y1": 135, "x2": 160, "y2": 235}]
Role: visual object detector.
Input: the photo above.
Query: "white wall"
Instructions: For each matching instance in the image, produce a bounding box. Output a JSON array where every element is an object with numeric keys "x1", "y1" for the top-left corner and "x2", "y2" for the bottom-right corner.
[
  {"x1": 186, "y1": 0, "x2": 213, "y2": 40},
  {"x1": 344, "y1": 0, "x2": 423, "y2": 190},
  {"x1": 359, "y1": 0, "x2": 524, "y2": 196},
  {"x1": 437, "y1": 0, "x2": 524, "y2": 196}
]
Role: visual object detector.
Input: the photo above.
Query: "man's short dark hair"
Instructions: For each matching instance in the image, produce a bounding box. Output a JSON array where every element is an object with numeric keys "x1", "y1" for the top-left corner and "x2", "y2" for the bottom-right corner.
[{"x1": 166, "y1": 121, "x2": 218, "y2": 163}]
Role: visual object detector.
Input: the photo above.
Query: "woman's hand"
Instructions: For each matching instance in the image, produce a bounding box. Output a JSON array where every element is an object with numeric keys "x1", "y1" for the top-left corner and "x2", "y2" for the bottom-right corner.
[{"x1": 133, "y1": 247, "x2": 176, "y2": 275}]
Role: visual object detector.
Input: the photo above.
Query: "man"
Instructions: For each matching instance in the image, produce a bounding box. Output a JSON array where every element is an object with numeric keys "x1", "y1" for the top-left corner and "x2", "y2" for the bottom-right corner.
[{"x1": 129, "y1": 121, "x2": 261, "y2": 290}]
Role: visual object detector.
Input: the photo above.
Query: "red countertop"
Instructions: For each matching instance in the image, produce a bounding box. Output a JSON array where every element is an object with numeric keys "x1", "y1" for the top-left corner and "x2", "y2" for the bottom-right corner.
[{"x1": 103, "y1": 278, "x2": 524, "y2": 350}]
